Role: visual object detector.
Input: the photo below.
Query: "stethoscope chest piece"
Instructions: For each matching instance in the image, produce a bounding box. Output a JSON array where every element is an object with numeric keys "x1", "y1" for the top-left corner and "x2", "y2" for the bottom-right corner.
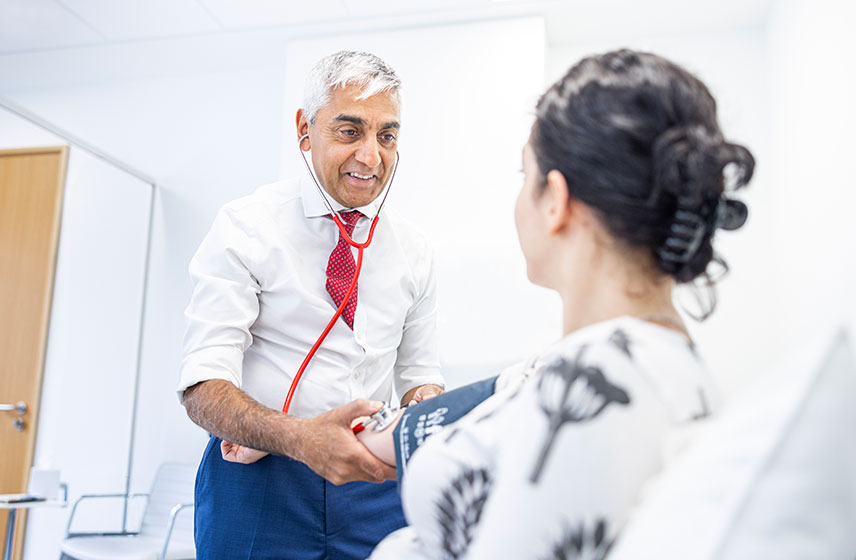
[{"x1": 352, "y1": 402, "x2": 400, "y2": 434}]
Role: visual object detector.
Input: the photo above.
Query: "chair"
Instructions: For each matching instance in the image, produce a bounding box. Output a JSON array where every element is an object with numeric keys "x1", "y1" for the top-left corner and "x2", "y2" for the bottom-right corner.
[{"x1": 60, "y1": 463, "x2": 196, "y2": 560}]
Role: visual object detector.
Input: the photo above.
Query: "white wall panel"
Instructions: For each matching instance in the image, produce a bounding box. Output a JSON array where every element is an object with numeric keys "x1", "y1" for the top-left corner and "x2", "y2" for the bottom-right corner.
[{"x1": 766, "y1": 0, "x2": 856, "y2": 363}]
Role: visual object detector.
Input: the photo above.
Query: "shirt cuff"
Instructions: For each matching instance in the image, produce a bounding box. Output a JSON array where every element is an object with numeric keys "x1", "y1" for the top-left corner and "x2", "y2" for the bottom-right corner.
[{"x1": 177, "y1": 346, "x2": 244, "y2": 405}]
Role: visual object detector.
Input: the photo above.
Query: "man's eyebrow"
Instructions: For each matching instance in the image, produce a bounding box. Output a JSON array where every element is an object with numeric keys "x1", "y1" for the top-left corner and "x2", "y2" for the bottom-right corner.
[
  {"x1": 332, "y1": 115, "x2": 400, "y2": 130},
  {"x1": 333, "y1": 115, "x2": 365, "y2": 126}
]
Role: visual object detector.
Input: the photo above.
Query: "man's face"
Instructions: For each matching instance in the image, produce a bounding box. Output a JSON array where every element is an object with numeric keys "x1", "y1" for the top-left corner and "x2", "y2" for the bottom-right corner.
[{"x1": 297, "y1": 84, "x2": 400, "y2": 208}]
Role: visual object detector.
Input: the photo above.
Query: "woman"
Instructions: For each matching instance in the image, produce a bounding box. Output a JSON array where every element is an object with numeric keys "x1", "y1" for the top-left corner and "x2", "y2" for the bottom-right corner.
[{"x1": 365, "y1": 48, "x2": 754, "y2": 559}]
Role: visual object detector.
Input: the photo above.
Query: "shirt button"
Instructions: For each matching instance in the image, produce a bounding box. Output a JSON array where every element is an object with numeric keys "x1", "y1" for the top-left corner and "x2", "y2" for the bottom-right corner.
[{"x1": 353, "y1": 371, "x2": 360, "y2": 379}]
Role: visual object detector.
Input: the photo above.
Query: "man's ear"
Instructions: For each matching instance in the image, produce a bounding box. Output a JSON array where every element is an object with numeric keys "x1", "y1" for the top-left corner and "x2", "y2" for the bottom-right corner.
[
  {"x1": 545, "y1": 169, "x2": 571, "y2": 234},
  {"x1": 296, "y1": 109, "x2": 310, "y2": 151}
]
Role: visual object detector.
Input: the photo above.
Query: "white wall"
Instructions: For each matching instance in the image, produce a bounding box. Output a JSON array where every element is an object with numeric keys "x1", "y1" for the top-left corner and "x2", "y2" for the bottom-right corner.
[
  {"x1": 0, "y1": 109, "x2": 151, "y2": 558},
  {"x1": 765, "y1": 0, "x2": 856, "y2": 350},
  {"x1": 281, "y1": 18, "x2": 550, "y2": 388}
]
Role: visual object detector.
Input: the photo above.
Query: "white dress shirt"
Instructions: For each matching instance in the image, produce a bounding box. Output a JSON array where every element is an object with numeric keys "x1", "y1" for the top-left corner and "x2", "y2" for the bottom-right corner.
[{"x1": 178, "y1": 176, "x2": 443, "y2": 418}]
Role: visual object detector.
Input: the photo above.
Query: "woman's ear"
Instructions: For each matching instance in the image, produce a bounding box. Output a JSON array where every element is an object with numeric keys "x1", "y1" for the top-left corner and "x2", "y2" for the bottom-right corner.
[
  {"x1": 296, "y1": 109, "x2": 310, "y2": 151},
  {"x1": 545, "y1": 169, "x2": 571, "y2": 234}
]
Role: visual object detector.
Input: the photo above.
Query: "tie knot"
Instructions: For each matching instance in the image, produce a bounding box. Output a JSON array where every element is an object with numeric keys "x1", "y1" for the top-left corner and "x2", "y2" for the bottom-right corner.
[{"x1": 330, "y1": 210, "x2": 362, "y2": 233}]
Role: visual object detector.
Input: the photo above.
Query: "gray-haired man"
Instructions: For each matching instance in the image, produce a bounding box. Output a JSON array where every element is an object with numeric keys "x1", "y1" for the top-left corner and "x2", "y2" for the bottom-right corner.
[{"x1": 179, "y1": 51, "x2": 444, "y2": 558}]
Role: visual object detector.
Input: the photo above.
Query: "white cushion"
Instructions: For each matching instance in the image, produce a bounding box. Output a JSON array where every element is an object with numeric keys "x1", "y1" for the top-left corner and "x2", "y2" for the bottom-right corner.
[
  {"x1": 60, "y1": 535, "x2": 195, "y2": 560},
  {"x1": 609, "y1": 328, "x2": 856, "y2": 559}
]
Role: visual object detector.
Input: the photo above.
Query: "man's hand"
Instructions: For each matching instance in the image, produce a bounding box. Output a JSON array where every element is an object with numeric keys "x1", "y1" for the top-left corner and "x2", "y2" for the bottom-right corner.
[
  {"x1": 401, "y1": 384, "x2": 444, "y2": 407},
  {"x1": 292, "y1": 399, "x2": 397, "y2": 485},
  {"x1": 221, "y1": 441, "x2": 269, "y2": 464}
]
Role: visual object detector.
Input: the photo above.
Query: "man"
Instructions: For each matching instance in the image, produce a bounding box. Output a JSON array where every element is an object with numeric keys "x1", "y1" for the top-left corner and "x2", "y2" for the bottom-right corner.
[{"x1": 178, "y1": 51, "x2": 444, "y2": 559}]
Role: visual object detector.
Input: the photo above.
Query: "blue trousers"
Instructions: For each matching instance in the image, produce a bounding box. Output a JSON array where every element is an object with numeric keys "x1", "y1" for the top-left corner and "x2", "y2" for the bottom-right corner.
[{"x1": 194, "y1": 436, "x2": 405, "y2": 559}]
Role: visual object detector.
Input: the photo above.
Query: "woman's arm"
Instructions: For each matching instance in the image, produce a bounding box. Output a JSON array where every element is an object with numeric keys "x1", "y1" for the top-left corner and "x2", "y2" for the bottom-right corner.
[{"x1": 359, "y1": 376, "x2": 500, "y2": 469}]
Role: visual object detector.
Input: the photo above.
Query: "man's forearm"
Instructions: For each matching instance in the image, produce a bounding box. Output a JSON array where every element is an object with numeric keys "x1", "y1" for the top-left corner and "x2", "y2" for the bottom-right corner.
[
  {"x1": 183, "y1": 379, "x2": 303, "y2": 458},
  {"x1": 183, "y1": 379, "x2": 395, "y2": 484}
]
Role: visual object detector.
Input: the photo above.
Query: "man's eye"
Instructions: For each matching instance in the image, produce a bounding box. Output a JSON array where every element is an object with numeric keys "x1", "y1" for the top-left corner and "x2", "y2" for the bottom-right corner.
[
  {"x1": 341, "y1": 129, "x2": 357, "y2": 136},
  {"x1": 381, "y1": 134, "x2": 397, "y2": 143}
]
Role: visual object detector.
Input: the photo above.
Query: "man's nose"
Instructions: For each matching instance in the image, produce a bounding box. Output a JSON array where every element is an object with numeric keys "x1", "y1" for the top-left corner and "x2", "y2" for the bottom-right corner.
[{"x1": 354, "y1": 136, "x2": 382, "y2": 169}]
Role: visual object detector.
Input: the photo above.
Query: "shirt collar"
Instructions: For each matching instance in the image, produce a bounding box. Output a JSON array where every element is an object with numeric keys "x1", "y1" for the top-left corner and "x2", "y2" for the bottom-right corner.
[{"x1": 299, "y1": 166, "x2": 380, "y2": 219}]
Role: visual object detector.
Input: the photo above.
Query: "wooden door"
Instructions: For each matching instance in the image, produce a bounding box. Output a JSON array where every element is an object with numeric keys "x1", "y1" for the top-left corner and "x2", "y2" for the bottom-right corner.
[{"x1": 0, "y1": 147, "x2": 67, "y2": 560}]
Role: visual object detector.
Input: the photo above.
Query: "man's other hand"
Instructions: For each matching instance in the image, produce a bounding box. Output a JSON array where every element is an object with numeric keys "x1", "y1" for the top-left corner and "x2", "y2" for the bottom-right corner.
[
  {"x1": 221, "y1": 441, "x2": 269, "y2": 464},
  {"x1": 401, "y1": 384, "x2": 444, "y2": 407}
]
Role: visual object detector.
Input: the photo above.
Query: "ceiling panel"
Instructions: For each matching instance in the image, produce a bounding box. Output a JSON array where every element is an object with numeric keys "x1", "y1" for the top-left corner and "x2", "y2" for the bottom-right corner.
[
  {"x1": 544, "y1": 0, "x2": 777, "y2": 45},
  {"x1": 0, "y1": 0, "x2": 777, "y2": 57},
  {"x1": 340, "y1": 0, "x2": 489, "y2": 17},
  {"x1": 0, "y1": 0, "x2": 103, "y2": 53},
  {"x1": 199, "y1": 0, "x2": 350, "y2": 29},
  {"x1": 59, "y1": 0, "x2": 222, "y2": 41}
]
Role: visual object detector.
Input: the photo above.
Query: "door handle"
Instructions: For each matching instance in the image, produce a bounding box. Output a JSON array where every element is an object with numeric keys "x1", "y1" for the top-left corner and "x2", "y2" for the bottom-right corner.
[{"x1": 0, "y1": 401, "x2": 27, "y2": 415}]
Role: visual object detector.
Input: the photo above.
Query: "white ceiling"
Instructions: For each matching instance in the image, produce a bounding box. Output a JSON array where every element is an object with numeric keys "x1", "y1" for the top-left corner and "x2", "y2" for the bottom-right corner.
[{"x1": 0, "y1": 0, "x2": 777, "y2": 55}]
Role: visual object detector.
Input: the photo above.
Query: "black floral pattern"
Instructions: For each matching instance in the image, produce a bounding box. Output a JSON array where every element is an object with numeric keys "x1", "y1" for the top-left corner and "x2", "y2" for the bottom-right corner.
[
  {"x1": 608, "y1": 328, "x2": 633, "y2": 359},
  {"x1": 531, "y1": 346, "x2": 631, "y2": 483},
  {"x1": 436, "y1": 468, "x2": 493, "y2": 559},
  {"x1": 687, "y1": 338, "x2": 703, "y2": 361},
  {"x1": 542, "y1": 519, "x2": 614, "y2": 560}
]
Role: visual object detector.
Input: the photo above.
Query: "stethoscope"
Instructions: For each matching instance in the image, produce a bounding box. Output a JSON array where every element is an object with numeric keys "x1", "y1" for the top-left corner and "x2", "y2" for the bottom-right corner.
[{"x1": 281, "y1": 133, "x2": 400, "y2": 415}]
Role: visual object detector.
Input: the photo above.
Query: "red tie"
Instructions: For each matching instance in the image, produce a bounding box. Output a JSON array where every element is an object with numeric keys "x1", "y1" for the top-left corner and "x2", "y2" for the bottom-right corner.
[{"x1": 326, "y1": 211, "x2": 362, "y2": 329}]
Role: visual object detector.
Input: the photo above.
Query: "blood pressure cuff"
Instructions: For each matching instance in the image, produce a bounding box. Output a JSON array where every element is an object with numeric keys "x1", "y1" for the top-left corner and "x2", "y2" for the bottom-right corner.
[{"x1": 393, "y1": 375, "x2": 498, "y2": 491}]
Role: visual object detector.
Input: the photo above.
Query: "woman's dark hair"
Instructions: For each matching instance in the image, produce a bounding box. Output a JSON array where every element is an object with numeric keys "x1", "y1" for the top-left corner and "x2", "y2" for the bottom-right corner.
[{"x1": 532, "y1": 49, "x2": 754, "y2": 317}]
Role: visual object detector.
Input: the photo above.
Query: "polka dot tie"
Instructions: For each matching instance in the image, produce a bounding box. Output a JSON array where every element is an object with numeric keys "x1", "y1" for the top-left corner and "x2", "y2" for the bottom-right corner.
[{"x1": 325, "y1": 210, "x2": 362, "y2": 329}]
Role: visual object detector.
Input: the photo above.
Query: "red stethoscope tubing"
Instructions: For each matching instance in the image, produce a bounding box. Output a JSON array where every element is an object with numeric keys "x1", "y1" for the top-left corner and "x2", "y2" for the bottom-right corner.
[
  {"x1": 281, "y1": 214, "x2": 380, "y2": 415},
  {"x1": 283, "y1": 135, "x2": 397, "y2": 415}
]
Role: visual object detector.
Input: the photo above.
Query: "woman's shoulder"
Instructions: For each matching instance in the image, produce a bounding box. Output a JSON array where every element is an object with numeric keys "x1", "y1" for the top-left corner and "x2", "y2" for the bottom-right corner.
[
  {"x1": 533, "y1": 316, "x2": 718, "y2": 423},
  {"x1": 495, "y1": 317, "x2": 702, "y2": 393},
  {"x1": 539, "y1": 317, "x2": 701, "y2": 370}
]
